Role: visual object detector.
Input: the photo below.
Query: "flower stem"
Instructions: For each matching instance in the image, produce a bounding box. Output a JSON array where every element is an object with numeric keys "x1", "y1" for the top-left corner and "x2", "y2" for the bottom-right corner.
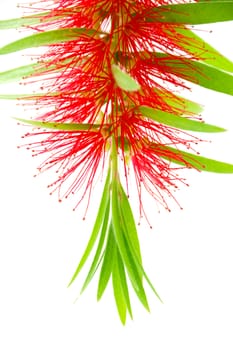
[{"x1": 111, "y1": 135, "x2": 119, "y2": 182}]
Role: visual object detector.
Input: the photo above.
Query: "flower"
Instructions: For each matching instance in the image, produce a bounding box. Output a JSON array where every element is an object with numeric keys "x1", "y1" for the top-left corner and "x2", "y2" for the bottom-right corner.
[
  {"x1": 22, "y1": 126, "x2": 108, "y2": 213},
  {"x1": 20, "y1": 0, "x2": 203, "y2": 206},
  {"x1": 1, "y1": 0, "x2": 233, "y2": 324}
]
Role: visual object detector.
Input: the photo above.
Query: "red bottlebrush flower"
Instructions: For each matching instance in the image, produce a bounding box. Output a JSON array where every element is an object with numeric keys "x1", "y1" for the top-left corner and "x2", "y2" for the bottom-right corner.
[
  {"x1": 1, "y1": 0, "x2": 233, "y2": 324},
  {"x1": 22, "y1": 127, "x2": 108, "y2": 212},
  {"x1": 117, "y1": 109, "x2": 199, "y2": 212}
]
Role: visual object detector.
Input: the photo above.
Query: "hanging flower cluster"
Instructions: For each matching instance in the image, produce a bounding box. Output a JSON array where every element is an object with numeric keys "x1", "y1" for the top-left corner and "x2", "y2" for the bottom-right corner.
[{"x1": 0, "y1": 0, "x2": 233, "y2": 323}]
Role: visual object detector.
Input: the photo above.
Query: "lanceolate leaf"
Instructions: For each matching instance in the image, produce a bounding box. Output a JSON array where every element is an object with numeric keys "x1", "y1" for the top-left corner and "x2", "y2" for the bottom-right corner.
[
  {"x1": 0, "y1": 12, "x2": 50, "y2": 29},
  {"x1": 97, "y1": 225, "x2": 115, "y2": 301},
  {"x1": 153, "y1": 88, "x2": 203, "y2": 115},
  {"x1": 0, "y1": 28, "x2": 100, "y2": 55},
  {"x1": 154, "y1": 54, "x2": 233, "y2": 96},
  {"x1": 118, "y1": 183, "x2": 142, "y2": 263},
  {"x1": 0, "y1": 63, "x2": 38, "y2": 83},
  {"x1": 148, "y1": 2, "x2": 233, "y2": 24},
  {"x1": 121, "y1": 233, "x2": 150, "y2": 310},
  {"x1": 0, "y1": 92, "x2": 79, "y2": 100},
  {"x1": 139, "y1": 105, "x2": 226, "y2": 133},
  {"x1": 0, "y1": 59, "x2": 73, "y2": 84},
  {"x1": 172, "y1": 27, "x2": 233, "y2": 73},
  {"x1": 0, "y1": 93, "x2": 41, "y2": 100},
  {"x1": 111, "y1": 179, "x2": 150, "y2": 310},
  {"x1": 176, "y1": 97, "x2": 203, "y2": 115},
  {"x1": 176, "y1": 60, "x2": 233, "y2": 96},
  {"x1": 122, "y1": 223, "x2": 162, "y2": 302},
  {"x1": 157, "y1": 145, "x2": 233, "y2": 173},
  {"x1": 15, "y1": 118, "x2": 100, "y2": 131},
  {"x1": 117, "y1": 183, "x2": 162, "y2": 302},
  {"x1": 111, "y1": 64, "x2": 141, "y2": 91},
  {"x1": 112, "y1": 249, "x2": 128, "y2": 324},
  {"x1": 0, "y1": 92, "x2": 63, "y2": 99},
  {"x1": 81, "y1": 200, "x2": 110, "y2": 293},
  {"x1": 114, "y1": 250, "x2": 133, "y2": 319},
  {"x1": 68, "y1": 170, "x2": 111, "y2": 286}
]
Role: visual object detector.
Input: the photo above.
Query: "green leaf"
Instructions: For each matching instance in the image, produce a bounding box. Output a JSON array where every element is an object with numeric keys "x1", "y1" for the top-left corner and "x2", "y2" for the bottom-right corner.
[
  {"x1": 0, "y1": 92, "x2": 61, "y2": 99},
  {"x1": 114, "y1": 249, "x2": 133, "y2": 320},
  {"x1": 0, "y1": 93, "x2": 38, "y2": 100},
  {"x1": 0, "y1": 28, "x2": 98, "y2": 55},
  {"x1": 0, "y1": 63, "x2": 38, "y2": 83},
  {"x1": 0, "y1": 91, "x2": 80, "y2": 100},
  {"x1": 80, "y1": 200, "x2": 110, "y2": 293},
  {"x1": 156, "y1": 145, "x2": 233, "y2": 173},
  {"x1": 179, "y1": 60, "x2": 233, "y2": 96},
  {"x1": 112, "y1": 249, "x2": 128, "y2": 325},
  {"x1": 118, "y1": 184, "x2": 142, "y2": 263},
  {"x1": 149, "y1": 2, "x2": 233, "y2": 24},
  {"x1": 0, "y1": 12, "x2": 51, "y2": 29},
  {"x1": 121, "y1": 233, "x2": 150, "y2": 311},
  {"x1": 111, "y1": 179, "x2": 150, "y2": 311},
  {"x1": 172, "y1": 27, "x2": 233, "y2": 73},
  {"x1": 111, "y1": 64, "x2": 140, "y2": 91},
  {"x1": 15, "y1": 118, "x2": 100, "y2": 131},
  {"x1": 152, "y1": 87, "x2": 203, "y2": 116},
  {"x1": 139, "y1": 106, "x2": 226, "y2": 133},
  {"x1": 166, "y1": 94, "x2": 203, "y2": 116},
  {"x1": 68, "y1": 170, "x2": 111, "y2": 287},
  {"x1": 154, "y1": 54, "x2": 233, "y2": 96},
  {"x1": 122, "y1": 227, "x2": 162, "y2": 302},
  {"x1": 0, "y1": 59, "x2": 69, "y2": 84},
  {"x1": 116, "y1": 181, "x2": 162, "y2": 303},
  {"x1": 97, "y1": 225, "x2": 115, "y2": 300}
]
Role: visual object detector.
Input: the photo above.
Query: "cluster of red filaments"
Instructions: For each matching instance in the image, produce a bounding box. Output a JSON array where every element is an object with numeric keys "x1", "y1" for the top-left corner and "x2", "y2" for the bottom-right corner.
[{"x1": 20, "y1": 0, "x2": 202, "y2": 213}]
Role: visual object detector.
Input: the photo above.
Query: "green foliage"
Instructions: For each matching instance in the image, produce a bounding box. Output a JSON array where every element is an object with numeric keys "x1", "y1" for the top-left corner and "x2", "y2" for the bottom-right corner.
[
  {"x1": 81, "y1": 201, "x2": 110, "y2": 294},
  {"x1": 162, "y1": 92, "x2": 203, "y2": 116},
  {"x1": 149, "y1": 1, "x2": 233, "y2": 24},
  {"x1": 172, "y1": 27, "x2": 233, "y2": 73},
  {"x1": 0, "y1": 28, "x2": 99, "y2": 54},
  {"x1": 0, "y1": 63, "x2": 38, "y2": 83},
  {"x1": 15, "y1": 118, "x2": 100, "y2": 131},
  {"x1": 97, "y1": 224, "x2": 115, "y2": 300},
  {"x1": 139, "y1": 106, "x2": 226, "y2": 133},
  {"x1": 67, "y1": 172, "x2": 162, "y2": 324},
  {"x1": 68, "y1": 169, "x2": 111, "y2": 286},
  {"x1": 158, "y1": 145, "x2": 233, "y2": 173},
  {"x1": 154, "y1": 53, "x2": 233, "y2": 96},
  {"x1": 0, "y1": 12, "x2": 50, "y2": 29}
]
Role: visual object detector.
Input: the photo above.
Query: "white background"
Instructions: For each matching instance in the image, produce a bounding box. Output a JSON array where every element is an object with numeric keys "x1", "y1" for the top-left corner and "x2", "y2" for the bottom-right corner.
[{"x1": 0, "y1": 2, "x2": 233, "y2": 349}]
